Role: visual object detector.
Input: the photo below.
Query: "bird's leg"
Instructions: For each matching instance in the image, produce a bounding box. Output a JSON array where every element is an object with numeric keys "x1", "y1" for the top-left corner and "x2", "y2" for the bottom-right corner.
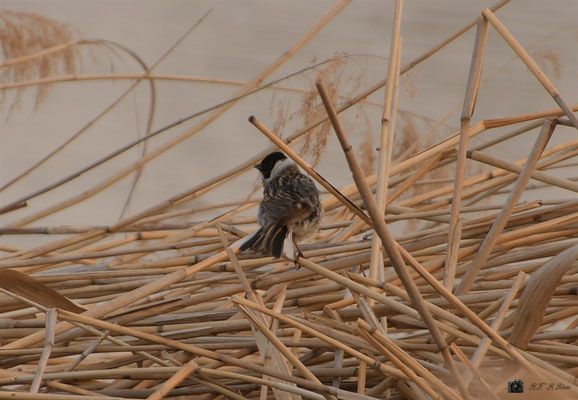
[
  {"x1": 283, "y1": 230, "x2": 302, "y2": 265},
  {"x1": 292, "y1": 236, "x2": 303, "y2": 268}
]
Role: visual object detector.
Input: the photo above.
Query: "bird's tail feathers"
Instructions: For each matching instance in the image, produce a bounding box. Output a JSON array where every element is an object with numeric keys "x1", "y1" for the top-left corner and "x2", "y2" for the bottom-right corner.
[
  {"x1": 239, "y1": 224, "x2": 289, "y2": 259},
  {"x1": 239, "y1": 227, "x2": 263, "y2": 251},
  {"x1": 271, "y1": 225, "x2": 288, "y2": 258}
]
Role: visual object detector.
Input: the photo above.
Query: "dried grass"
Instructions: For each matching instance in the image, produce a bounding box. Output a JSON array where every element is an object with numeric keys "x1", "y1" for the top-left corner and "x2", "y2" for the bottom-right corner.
[
  {"x1": 297, "y1": 56, "x2": 345, "y2": 167},
  {"x1": 0, "y1": 10, "x2": 80, "y2": 112},
  {"x1": 0, "y1": 1, "x2": 577, "y2": 399}
]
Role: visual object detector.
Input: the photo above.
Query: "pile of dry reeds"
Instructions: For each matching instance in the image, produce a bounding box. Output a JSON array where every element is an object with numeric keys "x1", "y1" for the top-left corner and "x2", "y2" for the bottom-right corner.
[{"x1": 0, "y1": 1, "x2": 577, "y2": 399}]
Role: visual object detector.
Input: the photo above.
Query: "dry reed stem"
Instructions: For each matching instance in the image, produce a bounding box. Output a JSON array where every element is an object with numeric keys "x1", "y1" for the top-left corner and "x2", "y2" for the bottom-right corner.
[
  {"x1": 397, "y1": 246, "x2": 578, "y2": 389},
  {"x1": 450, "y1": 343, "x2": 500, "y2": 400},
  {"x1": 4, "y1": 1, "x2": 578, "y2": 397},
  {"x1": 29, "y1": 308, "x2": 57, "y2": 393},
  {"x1": 145, "y1": 359, "x2": 201, "y2": 400},
  {"x1": 0, "y1": 394, "x2": 124, "y2": 400},
  {"x1": 316, "y1": 80, "x2": 471, "y2": 398},
  {"x1": 370, "y1": 0, "x2": 404, "y2": 288},
  {"x1": 482, "y1": 8, "x2": 578, "y2": 129},
  {"x1": 239, "y1": 298, "x2": 300, "y2": 400},
  {"x1": 44, "y1": 381, "x2": 104, "y2": 398},
  {"x1": 465, "y1": 271, "x2": 525, "y2": 387},
  {"x1": 444, "y1": 15, "x2": 489, "y2": 291},
  {"x1": 2, "y1": 249, "x2": 232, "y2": 349},
  {"x1": 468, "y1": 150, "x2": 578, "y2": 192},
  {"x1": 357, "y1": 319, "x2": 461, "y2": 400},
  {"x1": 456, "y1": 119, "x2": 556, "y2": 295},
  {"x1": 0, "y1": 201, "x2": 26, "y2": 216},
  {"x1": 0, "y1": 39, "x2": 81, "y2": 70},
  {"x1": 0, "y1": 72, "x2": 328, "y2": 98},
  {"x1": 40, "y1": 309, "x2": 346, "y2": 393},
  {"x1": 356, "y1": 325, "x2": 444, "y2": 400},
  {"x1": 324, "y1": 104, "x2": 577, "y2": 212},
  {"x1": 198, "y1": 368, "x2": 327, "y2": 400},
  {"x1": 2, "y1": 0, "x2": 506, "y2": 232},
  {"x1": 232, "y1": 296, "x2": 405, "y2": 379},
  {"x1": 387, "y1": 152, "x2": 445, "y2": 206},
  {"x1": 236, "y1": 303, "x2": 336, "y2": 400}
]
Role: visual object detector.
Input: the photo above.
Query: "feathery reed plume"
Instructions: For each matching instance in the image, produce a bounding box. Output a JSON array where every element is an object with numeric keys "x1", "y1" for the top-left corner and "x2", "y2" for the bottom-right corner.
[{"x1": 0, "y1": 10, "x2": 81, "y2": 112}]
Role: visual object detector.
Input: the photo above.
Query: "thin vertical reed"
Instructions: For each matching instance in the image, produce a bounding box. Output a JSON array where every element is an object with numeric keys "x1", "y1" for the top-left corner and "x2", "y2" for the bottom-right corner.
[
  {"x1": 370, "y1": 0, "x2": 404, "y2": 295},
  {"x1": 444, "y1": 16, "x2": 489, "y2": 291}
]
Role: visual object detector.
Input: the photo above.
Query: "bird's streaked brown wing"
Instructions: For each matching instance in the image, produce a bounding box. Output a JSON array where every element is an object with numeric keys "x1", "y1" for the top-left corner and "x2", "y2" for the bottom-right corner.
[{"x1": 261, "y1": 169, "x2": 318, "y2": 225}]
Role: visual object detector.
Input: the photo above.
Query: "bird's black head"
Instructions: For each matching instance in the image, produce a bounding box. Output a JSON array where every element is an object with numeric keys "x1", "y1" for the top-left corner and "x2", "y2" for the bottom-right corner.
[{"x1": 255, "y1": 151, "x2": 287, "y2": 179}]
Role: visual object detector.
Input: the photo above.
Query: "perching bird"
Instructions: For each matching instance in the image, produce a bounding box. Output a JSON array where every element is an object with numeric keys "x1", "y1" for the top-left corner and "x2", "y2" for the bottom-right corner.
[{"x1": 240, "y1": 151, "x2": 322, "y2": 260}]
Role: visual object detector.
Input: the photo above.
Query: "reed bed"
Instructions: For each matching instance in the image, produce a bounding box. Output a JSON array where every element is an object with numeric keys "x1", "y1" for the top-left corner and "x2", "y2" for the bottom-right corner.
[{"x1": 0, "y1": 1, "x2": 577, "y2": 399}]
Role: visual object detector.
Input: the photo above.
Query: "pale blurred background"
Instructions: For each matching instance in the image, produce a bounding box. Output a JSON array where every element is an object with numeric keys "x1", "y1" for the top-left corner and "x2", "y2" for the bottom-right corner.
[{"x1": 0, "y1": 0, "x2": 576, "y2": 248}]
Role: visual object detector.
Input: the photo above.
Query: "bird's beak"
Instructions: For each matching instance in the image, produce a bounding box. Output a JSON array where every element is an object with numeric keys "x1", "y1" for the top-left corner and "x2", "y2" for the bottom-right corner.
[{"x1": 254, "y1": 163, "x2": 262, "y2": 172}]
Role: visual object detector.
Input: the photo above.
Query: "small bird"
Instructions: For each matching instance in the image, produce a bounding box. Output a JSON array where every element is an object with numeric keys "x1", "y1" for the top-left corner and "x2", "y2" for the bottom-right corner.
[{"x1": 240, "y1": 151, "x2": 322, "y2": 260}]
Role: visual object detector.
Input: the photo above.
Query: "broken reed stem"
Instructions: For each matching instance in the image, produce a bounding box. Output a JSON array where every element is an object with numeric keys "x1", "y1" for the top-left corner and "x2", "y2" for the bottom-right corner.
[
  {"x1": 464, "y1": 271, "x2": 525, "y2": 387},
  {"x1": 370, "y1": 0, "x2": 404, "y2": 286},
  {"x1": 357, "y1": 319, "x2": 461, "y2": 400},
  {"x1": 236, "y1": 303, "x2": 336, "y2": 400},
  {"x1": 0, "y1": 201, "x2": 27, "y2": 216},
  {"x1": 386, "y1": 152, "x2": 444, "y2": 206},
  {"x1": 444, "y1": 15, "x2": 489, "y2": 291},
  {"x1": 0, "y1": 393, "x2": 121, "y2": 400},
  {"x1": 36, "y1": 309, "x2": 353, "y2": 396},
  {"x1": 145, "y1": 359, "x2": 200, "y2": 400},
  {"x1": 468, "y1": 150, "x2": 578, "y2": 193},
  {"x1": 323, "y1": 104, "x2": 577, "y2": 212},
  {"x1": 1, "y1": 249, "x2": 232, "y2": 349},
  {"x1": 456, "y1": 118, "x2": 557, "y2": 295},
  {"x1": 450, "y1": 343, "x2": 501, "y2": 400},
  {"x1": 482, "y1": 8, "x2": 578, "y2": 129},
  {"x1": 401, "y1": 136, "x2": 578, "y2": 210},
  {"x1": 396, "y1": 245, "x2": 578, "y2": 388},
  {"x1": 233, "y1": 296, "x2": 405, "y2": 379},
  {"x1": 355, "y1": 326, "x2": 444, "y2": 400},
  {"x1": 196, "y1": 368, "x2": 327, "y2": 400},
  {"x1": 29, "y1": 308, "x2": 57, "y2": 393},
  {"x1": 315, "y1": 80, "x2": 471, "y2": 399}
]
